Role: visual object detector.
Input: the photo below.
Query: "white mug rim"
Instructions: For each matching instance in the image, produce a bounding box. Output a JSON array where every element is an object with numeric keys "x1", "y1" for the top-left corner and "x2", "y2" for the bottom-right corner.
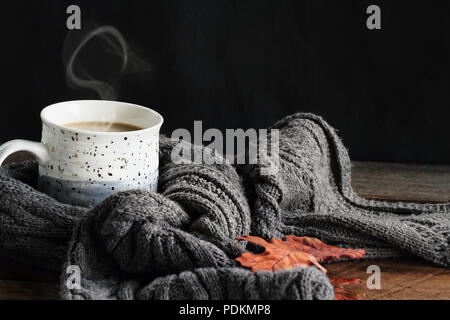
[{"x1": 40, "y1": 100, "x2": 164, "y2": 136}]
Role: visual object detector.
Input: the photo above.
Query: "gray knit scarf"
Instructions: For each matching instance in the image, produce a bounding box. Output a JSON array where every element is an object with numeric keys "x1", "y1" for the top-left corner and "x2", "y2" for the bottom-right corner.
[{"x1": 0, "y1": 113, "x2": 448, "y2": 300}]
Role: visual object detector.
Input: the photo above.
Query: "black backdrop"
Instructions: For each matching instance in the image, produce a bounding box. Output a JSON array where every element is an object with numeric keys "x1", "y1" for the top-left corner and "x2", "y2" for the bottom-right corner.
[{"x1": 1, "y1": 0, "x2": 449, "y2": 163}]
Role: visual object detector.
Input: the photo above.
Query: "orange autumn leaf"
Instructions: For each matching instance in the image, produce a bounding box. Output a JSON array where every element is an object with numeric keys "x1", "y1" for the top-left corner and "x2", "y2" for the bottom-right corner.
[
  {"x1": 236, "y1": 235, "x2": 366, "y2": 300},
  {"x1": 235, "y1": 235, "x2": 365, "y2": 274},
  {"x1": 330, "y1": 278, "x2": 362, "y2": 300},
  {"x1": 236, "y1": 235, "x2": 326, "y2": 273}
]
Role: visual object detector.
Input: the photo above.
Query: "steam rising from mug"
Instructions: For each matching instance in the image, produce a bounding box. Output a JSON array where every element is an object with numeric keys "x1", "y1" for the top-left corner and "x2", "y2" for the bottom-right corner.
[{"x1": 63, "y1": 25, "x2": 152, "y2": 100}]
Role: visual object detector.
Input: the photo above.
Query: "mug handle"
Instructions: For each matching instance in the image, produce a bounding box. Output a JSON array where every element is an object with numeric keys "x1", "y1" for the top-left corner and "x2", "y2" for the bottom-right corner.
[{"x1": 0, "y1": 140, "x2": 50, "y2": 166}]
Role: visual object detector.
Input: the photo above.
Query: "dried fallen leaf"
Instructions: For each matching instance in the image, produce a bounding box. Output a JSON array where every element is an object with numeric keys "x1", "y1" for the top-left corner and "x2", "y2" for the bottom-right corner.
[
  {"x1": 283, "y1": 236, "x2": 366, "y2": 263},
  {"x1": 236, "y1": 235, "x2": 326, "y2": 273},
  {"x1": 330, "y1": 278, "x2": 362, "y2": 300},
  {"x1": 236, "y1": 235, "x2": 365, "y2": 274}
]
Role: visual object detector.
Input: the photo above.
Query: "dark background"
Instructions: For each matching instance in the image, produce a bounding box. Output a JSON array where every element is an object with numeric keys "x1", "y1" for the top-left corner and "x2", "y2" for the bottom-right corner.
[{"x1": 1, "y1": 0, "x2": 449, "y2": 163}]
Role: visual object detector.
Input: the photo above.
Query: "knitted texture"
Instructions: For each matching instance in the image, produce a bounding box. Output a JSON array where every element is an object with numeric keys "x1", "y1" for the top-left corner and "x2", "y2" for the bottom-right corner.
[
  {"x1": 134, "y1": 267, "x2": 333, "y2": 300},
  {"x1": 0, "y1": 161, "x2": 88, "y2": 270},
  {"x1": 0, "y1": 113, "x2": 449, "y2": 300},
  {"x1": 245, "y1": 114, "x2": 450, "y2": 266}
]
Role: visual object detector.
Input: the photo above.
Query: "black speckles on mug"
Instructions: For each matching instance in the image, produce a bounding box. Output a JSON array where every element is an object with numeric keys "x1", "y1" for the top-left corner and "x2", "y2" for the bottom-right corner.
[
  {"x1": 38, "y1": 122, "x2": 160, "y2": 207},
  {"x1": 38, "y1": 171, "x2": 159, "y2": 207}
]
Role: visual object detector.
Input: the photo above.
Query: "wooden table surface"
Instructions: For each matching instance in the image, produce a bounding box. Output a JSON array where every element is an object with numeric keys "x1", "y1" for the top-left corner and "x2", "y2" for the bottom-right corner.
[{"x1": 0, "y1": 160, "x2": 449, "y2": 300}]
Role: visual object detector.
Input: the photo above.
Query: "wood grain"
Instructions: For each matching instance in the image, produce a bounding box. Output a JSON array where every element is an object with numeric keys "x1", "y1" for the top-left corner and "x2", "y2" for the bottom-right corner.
[
  {"x1": 0, "y1": 280, "x2": 59, "y2": 300},
  {"x1": 0, "y1": 161, "x2": 449, "y2": 300},
  {"x1": 327, "y1": 258, "x2": 450, "y2": 300},
  {"x1": 2, "y1": 151, "x2": 35, "y2": 165},
  {"x1": 352, "y1": 161, "x2": 450, "y2": 203},
  {"x1": 0, "y1": 258, "x2": 59, "y2": 300}
]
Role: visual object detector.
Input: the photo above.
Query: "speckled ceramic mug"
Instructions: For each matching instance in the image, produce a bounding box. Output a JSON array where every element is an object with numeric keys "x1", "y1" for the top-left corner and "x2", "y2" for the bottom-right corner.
[{"x1": 0, "y1": 100, "x2": 163, "y2": 207}]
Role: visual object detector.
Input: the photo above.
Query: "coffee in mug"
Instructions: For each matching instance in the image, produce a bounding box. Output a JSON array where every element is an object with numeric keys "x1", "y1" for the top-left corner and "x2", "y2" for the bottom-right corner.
[
  {"x1": 0, "y1": 100, "x2": 164, "y2": 207},
  {"x1": 64, "y1": 121, "x2": 143, "y2": 133}
]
